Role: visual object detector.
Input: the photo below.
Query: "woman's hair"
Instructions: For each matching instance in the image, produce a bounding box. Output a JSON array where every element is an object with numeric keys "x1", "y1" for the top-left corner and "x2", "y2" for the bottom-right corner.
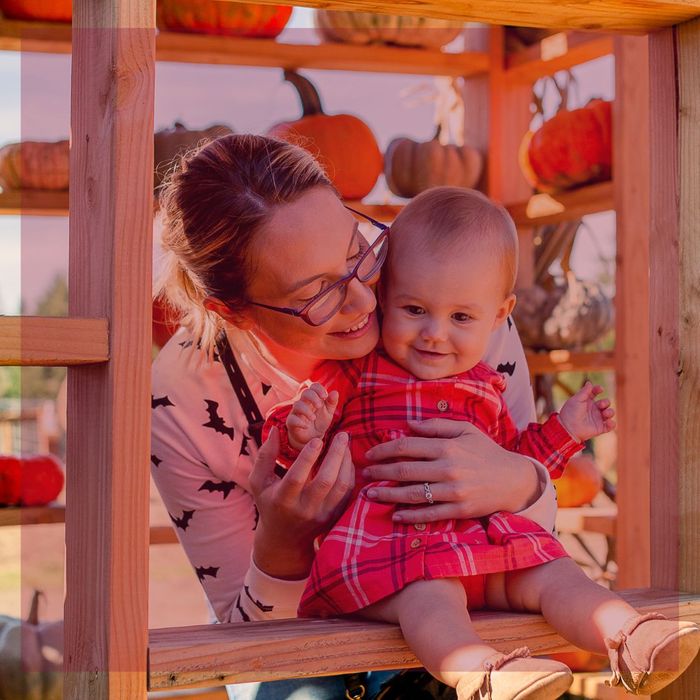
[
  {"x1": 155, "y1": 134, "x2": 333, "y2": 354},
  {"x1": 387, "y1": 186, "x2": 519, "y2": 297}
]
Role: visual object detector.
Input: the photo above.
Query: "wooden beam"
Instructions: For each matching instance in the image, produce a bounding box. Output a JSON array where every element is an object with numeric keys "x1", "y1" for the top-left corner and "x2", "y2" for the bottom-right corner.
[
  {"x1": 0, "y1": 189, "x2": 70, "y2": 216},
  {"x1": 63, "y1": 0, "x2": 155, "y2": 698},
  {"x1": 0, "y1": 317, "x2": 109, "y2": 366},
  {"x1": 148, "y1": 589, "x2": 700, "y2": 690},
  {"x1": 242, "y1": 0, "x2": 700, "y2": 34},
  {"x1": 525, "y1": 350, "x2": 615, "y2": 375}
]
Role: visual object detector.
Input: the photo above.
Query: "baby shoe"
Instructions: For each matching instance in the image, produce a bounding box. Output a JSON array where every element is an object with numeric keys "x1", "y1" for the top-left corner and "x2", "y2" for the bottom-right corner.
[
  {"x1": 604, "y1": 612, "x2": 700, "y2": 695},
  {"x1": 455, "y1": 646, "x2": 573, "y2": 700}
]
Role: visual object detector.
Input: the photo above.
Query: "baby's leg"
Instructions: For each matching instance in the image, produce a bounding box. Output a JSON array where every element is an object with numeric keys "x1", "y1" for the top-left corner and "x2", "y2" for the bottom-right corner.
[
  {"x1": 362, "y1": 578, "x2": 496, "y2": 687},
  {"x1": 487, "y1": 557, "x2": 638, "y2": 653}
]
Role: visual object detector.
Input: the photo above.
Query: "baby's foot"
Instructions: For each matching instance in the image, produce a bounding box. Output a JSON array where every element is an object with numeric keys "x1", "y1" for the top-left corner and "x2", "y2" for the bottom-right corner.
[
  {"x1": 604, "y1": 612, "x2": 700, "y2": 695},
  {"x1": 455, "y1": 646, "x2": 572, "y2": 700}
]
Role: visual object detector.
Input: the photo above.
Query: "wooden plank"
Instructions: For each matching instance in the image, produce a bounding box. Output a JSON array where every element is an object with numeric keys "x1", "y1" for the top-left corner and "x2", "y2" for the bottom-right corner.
[
  {"x1": 504, "y1": 32, "x2": 614, "y2": 83},
  {"x1": 0, "y1": 317, "x2": 109, "y2": 366},
  {"x1": 148, "y1": 689, "x2": 228, "y2": 700},
  {"x1": 148, "y1": 589, "x2": 700, "y2": 690},
  {"x1": 657, "y1": 17, "x2": 700, "y2": 700},
  {"x1": 525, "y1": 350, "x2": 615, "y2": 375},
  {"x1": 0, "y1": 504, "x2": 66, "y2": 527},
  {"x1": 505, "y1": 181, "x2": 615, "y2": 227},
  {"x1": 63, "y1": 1, "x2": 155, "y2": 698},
  {"x1": 0, "y1": 19, "x2": 488, "y2": 77},
  {"x1": 0, "y1": 189, "x2": 70, "y2": 216},
  {"x1": 242, "y1": 0, "x2": 700, "y2": 33},
  {"x1": 555, "y1": 506, "x2": 617, "y2": 537}
]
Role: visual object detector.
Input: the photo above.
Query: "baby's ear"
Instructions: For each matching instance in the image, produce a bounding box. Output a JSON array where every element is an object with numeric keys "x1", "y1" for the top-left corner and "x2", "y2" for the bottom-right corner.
[{"x1": 493, "y1": 293, "x2": 516, "y2": 329}]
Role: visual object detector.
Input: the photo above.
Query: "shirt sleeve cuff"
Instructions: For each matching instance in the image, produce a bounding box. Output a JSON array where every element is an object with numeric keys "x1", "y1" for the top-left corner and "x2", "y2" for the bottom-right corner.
[
  {"x1": 515, "y1": 459, "x2": 558, "y2": 536},
  {"x1": 244, "y1": 557, "x2": 309, "y2": 619},
  {"x1": 542, "y1": 413, "x2": 586, "y2": 459}
]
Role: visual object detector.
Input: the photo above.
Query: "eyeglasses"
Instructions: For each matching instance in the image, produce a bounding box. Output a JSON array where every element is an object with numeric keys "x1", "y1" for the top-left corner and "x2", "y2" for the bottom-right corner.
[{"x1": 248, "y1": 206, "x2": 389, "y2": 327}]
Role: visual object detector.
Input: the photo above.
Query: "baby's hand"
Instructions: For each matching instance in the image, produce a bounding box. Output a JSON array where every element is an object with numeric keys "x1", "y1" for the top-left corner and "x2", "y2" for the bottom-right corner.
[
  {"x1": 559, "y1": 380, "x2": 616, "y2": 442},
  {"x1": 286, "y1": 383, "x2": 339, "y2": 450}
]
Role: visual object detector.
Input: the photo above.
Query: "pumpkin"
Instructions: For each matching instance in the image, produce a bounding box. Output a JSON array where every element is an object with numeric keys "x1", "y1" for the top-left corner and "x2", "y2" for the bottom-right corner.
[
  {"x1": 0, "y1": 590, "x2": 63, "y2": 700},
  {"x1": 519, "y1": 99, "x2": 612, "y2": 193},
  {"x1": 0, "y1": 140, "x2": 70, "y2": 191},
  {"x1": 548, "y1": 650, "x2": 608, "y2": 672},
  {"x1": 157, "y1": 1, "x2": 292, "y2": 38},
  {"x1": 384, "y1": 125, "x2": 483, "y2": 198},
  {"x1": 0, "y1": 0, "x2": 71, "y2": 22},
  {"x1": 0, "y1": 454, "x2": 65, "y2": 507},
  {"x1": 268, "y1": 70, "x2": 383, "y2": 200},
  {"x1": 154, "y1": 121, "x2": 234, "y2": 188},
  {"x1": 554, "y1": 453, "x2": 603, "y2": 508},
  {"x1": 152, "y1": 295, "x2": 181, "y2": 348},
  {"x1": 314, "y1": 10, "x2": 463, "y2": 49}
]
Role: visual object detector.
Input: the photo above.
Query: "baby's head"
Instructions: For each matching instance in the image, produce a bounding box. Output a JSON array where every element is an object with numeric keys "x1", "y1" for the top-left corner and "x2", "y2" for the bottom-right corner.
[{"x1": 380, "y1": 186, "x2": 518, "y2": 380}]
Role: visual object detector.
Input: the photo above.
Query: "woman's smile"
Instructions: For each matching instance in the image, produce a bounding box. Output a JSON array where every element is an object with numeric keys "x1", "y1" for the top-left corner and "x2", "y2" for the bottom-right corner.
[{"x1": 330, "y1": 312, "x2": 374, "y2": 338}]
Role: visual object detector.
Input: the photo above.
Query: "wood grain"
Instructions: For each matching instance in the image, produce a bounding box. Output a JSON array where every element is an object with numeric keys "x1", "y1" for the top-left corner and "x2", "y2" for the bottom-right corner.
[
  {"x1": 525, "y1": 350, "x2": 615, "y2": 375},
  {"x1": 0, "y1": 317, "x2": 109, "y2": 366},
  {"x1": 237, "y1": 0, "x2": 700, "y2": 33},
  {"x1": 63, "y1": 1, "x2": 155, "y2": 698},
  {"x1": 148, "y1": 589, "x2": 700, "y2": 690}
]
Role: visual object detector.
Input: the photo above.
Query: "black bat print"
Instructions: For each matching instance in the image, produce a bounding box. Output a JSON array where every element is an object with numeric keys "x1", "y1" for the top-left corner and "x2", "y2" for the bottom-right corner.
[
  {"x1": 497, "y1": 361, "x2": 516, "y2": 376},
  {"x1": 239, "y1": 433, "x2": 251, "y2": 457},
  {"x1": 195, "y1": 565, "x2": 220, "y2": 583},
  {"x1": 202, "y1": 400, "x2": 235, "y2": 440},
  {"x1": 244, "y1": 585, "x2": 274, "y2": 612},
  {"x1": 261, "y1": 382, "x2": 272, "y2": 396},
  {"x1": 152, "y1": 395, "x2": 174, "y2": 409},
  {"x1": 151, "y1": 454, "x2": 162, "y2": 468},
  {"x1": 507, "y1": 316, "x2": 513, "y2": 331},
  {"x1": 198, "y1": 479, "x2": 237, "y2": 499},
  {"x1": 169, "y1": 509, "x2": 195, "y2": 530},
  {"x1": 234, "y1": 594, "x2": 251, "y2": 622},
  {"x1": 178, "y1": 339, "x2": 194, "y2": 349}
]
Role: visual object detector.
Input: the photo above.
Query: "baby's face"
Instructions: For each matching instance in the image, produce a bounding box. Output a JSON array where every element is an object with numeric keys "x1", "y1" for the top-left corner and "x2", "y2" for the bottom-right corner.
[{"x1": 381, "y1": 247, "x2": 514, "y2": 380}]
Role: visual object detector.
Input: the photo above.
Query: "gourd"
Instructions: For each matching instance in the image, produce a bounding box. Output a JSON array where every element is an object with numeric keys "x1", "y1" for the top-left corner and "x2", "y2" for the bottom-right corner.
[
  {"x1": 0, "y1": 0, "x2": 71, "y2": 22},
  {"x1": 0, "y1": 455, "x2": 65, "y2": 507},
  {"x1": 0, "y1": 141, "x2": 70, "y2": 191},
  {"x1": 314, "y1": 10, "x2": 463, "y2": 49},
  {"x1": 554, "y1": 453, "x2": 603, "y2": 508},
  {"x1": 0, "y1": 590, "x2": 63, "y2": 700},
  {"x1": 384, "y1": 125, "x2": 483, "y2": 198},
  {"x1": 154, "y1": 121, "x2": 234, "y2": 188},
  {"x1": 157, "y1": 1, "x2": 292, "y2": 38},
  {"x1": 268, "y1": 70, "x2": 383, "y2": 200}
]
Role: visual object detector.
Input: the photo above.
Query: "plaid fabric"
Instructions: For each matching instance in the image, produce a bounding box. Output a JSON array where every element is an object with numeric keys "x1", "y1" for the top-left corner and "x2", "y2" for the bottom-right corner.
[{"x1": 264, "y1": 350, "x2": 582, "y2": 618}]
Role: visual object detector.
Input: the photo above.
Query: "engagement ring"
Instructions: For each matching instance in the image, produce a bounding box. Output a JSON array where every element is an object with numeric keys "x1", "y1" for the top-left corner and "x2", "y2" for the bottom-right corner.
[{"x1": 423, "y1": 482, "x2": 434, "y2": 504}]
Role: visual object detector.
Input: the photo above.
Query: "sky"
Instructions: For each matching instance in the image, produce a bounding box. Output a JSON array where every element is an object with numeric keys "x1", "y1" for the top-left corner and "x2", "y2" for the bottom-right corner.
[{"x1": 0, "y1": 9, "x2": 615, "y2": 315}]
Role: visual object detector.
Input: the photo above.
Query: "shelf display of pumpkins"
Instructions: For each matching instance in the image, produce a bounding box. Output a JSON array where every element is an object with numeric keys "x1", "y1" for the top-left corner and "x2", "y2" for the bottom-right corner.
[
  {"x1": 0, "y1": 140, "x2": 70, "y2": 191},
  {"x1": 268, "y1": 70, "x2": 383, "y2": 200},
  {"x1": 157, "y1": 1, "x2": 292, "y2": 38},
  {"x1": 519, "y1": 73, "x2": 612, "y2": 194},
  {"x1": 314, "y1": 9, "x2": 463, "y2": 49},
  {"x1": 0, "y1": 0, "x2": 71, "y2": 22}
]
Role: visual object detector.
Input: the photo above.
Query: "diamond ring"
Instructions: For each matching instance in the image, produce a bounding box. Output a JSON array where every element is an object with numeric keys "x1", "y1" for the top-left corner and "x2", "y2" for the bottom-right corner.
[{"x1": 423, "y1": 482, "x2": 434, "y2": 504}]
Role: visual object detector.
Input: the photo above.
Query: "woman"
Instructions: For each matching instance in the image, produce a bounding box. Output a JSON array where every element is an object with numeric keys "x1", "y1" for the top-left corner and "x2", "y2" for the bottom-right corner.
[{"x1": 151, "y1": 134, "x2": 557, "y2": 700}]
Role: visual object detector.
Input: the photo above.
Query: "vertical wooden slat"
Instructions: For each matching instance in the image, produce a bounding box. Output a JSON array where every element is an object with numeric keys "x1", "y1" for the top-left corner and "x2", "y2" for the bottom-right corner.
[
  {"x1": 64, "y1": 1, "x2": 155, "y2": 698},
  {"x1": 656, "y1": 17, "x2": 700, "y2": 700}
]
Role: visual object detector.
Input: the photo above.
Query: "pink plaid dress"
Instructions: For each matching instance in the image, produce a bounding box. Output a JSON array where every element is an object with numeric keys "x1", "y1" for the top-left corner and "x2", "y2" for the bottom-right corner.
[{"x1": 264, "y1": 350, "x2": 583, "y2": 618}]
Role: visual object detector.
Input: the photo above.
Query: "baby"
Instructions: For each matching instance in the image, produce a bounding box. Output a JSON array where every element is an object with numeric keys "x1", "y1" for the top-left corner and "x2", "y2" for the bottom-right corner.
[{"x1": 264, "y1": 187, "x2": 700, "y2": 700}]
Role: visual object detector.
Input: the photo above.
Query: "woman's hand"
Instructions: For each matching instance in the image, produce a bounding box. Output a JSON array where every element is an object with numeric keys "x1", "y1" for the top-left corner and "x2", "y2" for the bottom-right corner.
[
  {"x1": 361, "y1": 418, "x2": 543, "y2": 523},
  {"x1": 250, "y1": 427, "x2": 355, "y2": 580}
]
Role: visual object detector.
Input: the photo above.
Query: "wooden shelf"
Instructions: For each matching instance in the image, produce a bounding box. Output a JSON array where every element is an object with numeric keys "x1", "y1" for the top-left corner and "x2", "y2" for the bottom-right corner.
[
  {"x1": 525, "y1": 350, "x2": 615, "y2": 375},
  {"x1": 148, "y1": 588, "x2": 700, "y2": 690},
  {"x1": 506, "y1": 181, "x2": 614, "y2": 227},
  {"x1": 504, "y1": 31, "x2": 614, "y2": 83},
  {"x1": 0, "y1": 189, "x2": 69, "y2": 216},
  {"x1": 556, "y1": 505, "x2": 617, "y2": 538},
  {"x1": 0, "y1": 19, "x2": 488, "y2": 77}
]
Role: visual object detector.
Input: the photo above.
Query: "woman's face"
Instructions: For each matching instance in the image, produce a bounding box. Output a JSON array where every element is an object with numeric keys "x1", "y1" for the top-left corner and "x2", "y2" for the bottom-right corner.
[{"x1": 242, "y1": 186, "x2": 380, "y2": 376}]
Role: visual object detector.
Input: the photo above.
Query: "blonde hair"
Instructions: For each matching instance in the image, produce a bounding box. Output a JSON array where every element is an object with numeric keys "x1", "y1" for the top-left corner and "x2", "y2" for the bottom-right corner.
[
  {"x1": 155, "y1": 134, "x2": 333, "y2": 354},
  {"x1": 388, "y1": 186, "x2": 519, "y2": 297}
]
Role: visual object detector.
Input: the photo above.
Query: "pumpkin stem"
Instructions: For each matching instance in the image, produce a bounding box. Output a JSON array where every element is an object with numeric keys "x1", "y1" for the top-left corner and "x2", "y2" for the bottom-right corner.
[
  {"x1": 283, "y1": 70, "x2": 325, "y2": 118},
  {"x1": 27, "y1": 589, "x2": 43, "y2": 625}
]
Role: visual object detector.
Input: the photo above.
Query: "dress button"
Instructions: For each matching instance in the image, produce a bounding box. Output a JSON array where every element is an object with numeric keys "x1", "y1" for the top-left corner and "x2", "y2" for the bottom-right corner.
[
  {"x1": 410, "y1": 538, "x2": 422, "y2": 549},
  {"x1": 437, "y1": 399, "x2": 449, "y2": 412},
  {"x1": 413, "y1": 523, "x2": 427, "y2": 531}
]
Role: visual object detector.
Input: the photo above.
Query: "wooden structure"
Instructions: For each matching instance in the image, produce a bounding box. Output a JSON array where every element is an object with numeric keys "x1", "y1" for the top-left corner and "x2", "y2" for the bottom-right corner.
[{"x1": 0, "y1": 0, "x2": 699, "y2": 698}]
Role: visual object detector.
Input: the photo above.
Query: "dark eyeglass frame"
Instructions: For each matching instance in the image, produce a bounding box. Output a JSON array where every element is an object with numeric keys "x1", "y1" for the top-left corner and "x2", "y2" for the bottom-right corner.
[{"x1": 247, "y1": 206, "x2": 390, "y2": 327}]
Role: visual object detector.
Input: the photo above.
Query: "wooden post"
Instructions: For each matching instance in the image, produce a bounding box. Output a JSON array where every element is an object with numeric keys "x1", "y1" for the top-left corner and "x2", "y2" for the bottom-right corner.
[
  {"x1": 655, "y1": 17, "x2": 700, "y2": 700},
  {"x1": 64, "y1": 0, "x2": 155, "y2": 697}
]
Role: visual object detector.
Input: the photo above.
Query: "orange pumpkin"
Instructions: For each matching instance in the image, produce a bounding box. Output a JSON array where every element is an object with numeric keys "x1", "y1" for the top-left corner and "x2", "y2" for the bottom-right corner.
[
  {"x1": 519, "y1": 99, "x2": 612, "y2": 193},
  {"x1": 0, "y1": 0, "x2": 72, "y2": 22},
  {"x1": 158, "y1": 1, "x2": 292, "y2": 38},
  {"x1": 268, "y1": 70, "x2": 383, "y2": 200},
  {"x1": 0, "y1": 140, "x2": 70, "y2": 190},
  {"x1": 554, "y1": 453, "x2": 603, "y2": 508},
  {"x1": 548, "y1": 650, "x2": 608, "y2": 672}
]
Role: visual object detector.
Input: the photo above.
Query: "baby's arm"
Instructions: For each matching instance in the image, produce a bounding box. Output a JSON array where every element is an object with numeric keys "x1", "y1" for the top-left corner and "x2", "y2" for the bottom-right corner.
[
  {"x1": 286, "y1": 383, "x2": 339, "y2": 450},
  {"x1": 559, "y1": 380, "x2": 616, "y2": 442}
]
